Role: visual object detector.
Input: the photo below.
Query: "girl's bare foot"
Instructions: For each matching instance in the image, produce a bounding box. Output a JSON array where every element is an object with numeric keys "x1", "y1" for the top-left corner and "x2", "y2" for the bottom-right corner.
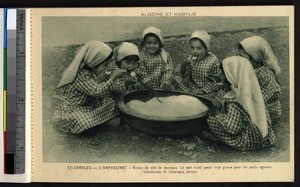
[
  {"x1": 106, "y1": 117, "x2": 121, "y2": 127},
  {"x1": 201, "y1": 130, "x2": 220, "y2": 142}
]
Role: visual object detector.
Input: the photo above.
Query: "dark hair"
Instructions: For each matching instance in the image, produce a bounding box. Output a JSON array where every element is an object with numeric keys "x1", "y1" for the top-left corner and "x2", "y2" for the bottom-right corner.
[
  {"x1": 115, "y1": 55, "x2": 139, "y2": 68},
  {"x1": 238, "y1": 43, "x2": 244, "y2": 50},
  {"x1": 104, "y1": 51, "x2": 114, "y2": 63},
  {"x1": 141, "y1": 33, "x2": 163, "y2": 48},
  {"x1": 189, "y1": 38, "x2": 208, "y2": 51}
]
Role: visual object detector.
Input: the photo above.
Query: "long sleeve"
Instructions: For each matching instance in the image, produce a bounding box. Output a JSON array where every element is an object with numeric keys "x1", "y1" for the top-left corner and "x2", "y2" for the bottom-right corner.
[
  {"x1": 74, "y1": 70, "x2": 113, "y2": 98},
  {"x1": 173, "y1": 63, "x2": 191, "y2": 93},
  {"x1": 184, "y1": 61, "x2": 200, "y2": 91},
  {"x1": 174, "y1": 63, "x2": 182, "y2": 77},
  {"x1": 256, "y1": 67, "x2": 281, "y2": 102},
  {"x1": 160, "y1": 54, "x2": 174, "y2": 86},
  {"x1": 110, "y1": 79, "x2": 127, "y2": 93},
  {"x1": 212, "y1": 102, "x2": 244, "y2": 135},
  {"x1": 202, "y1": 59, "x2": 222, "y2": 94},
  {"x1": 105, "y1": 61, "x2": 135, "y2": 93},
  {"x1": 138, "y1": 60, "x2": 152, "y2": 84}
]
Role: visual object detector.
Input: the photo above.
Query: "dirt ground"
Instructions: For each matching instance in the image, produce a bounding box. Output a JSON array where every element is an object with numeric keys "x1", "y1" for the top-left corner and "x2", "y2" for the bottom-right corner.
[{"x1": 42, "y1": 26, "x2": 290, "y2": 163}]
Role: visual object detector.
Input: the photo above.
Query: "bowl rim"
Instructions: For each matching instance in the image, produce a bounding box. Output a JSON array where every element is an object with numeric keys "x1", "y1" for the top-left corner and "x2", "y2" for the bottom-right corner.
[{"x1": 116, "y1": 89, "x2": 216, "y2": 122}]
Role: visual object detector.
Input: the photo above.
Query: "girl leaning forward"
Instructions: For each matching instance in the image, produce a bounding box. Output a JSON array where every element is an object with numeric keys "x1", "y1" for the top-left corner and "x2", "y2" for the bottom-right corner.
[
  {"x1": 207, "y1": 56, "x2": 276, "y2": 151},
  {"x1": 53, "y1": 41, "x2": 127, "y2": 134}
]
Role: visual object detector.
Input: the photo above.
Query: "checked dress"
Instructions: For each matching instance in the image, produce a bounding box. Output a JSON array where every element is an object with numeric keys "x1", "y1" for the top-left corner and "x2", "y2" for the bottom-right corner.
[
  {"x1": 139, "y1": 49, "x2": 173, "y2": 88},
  {"x1": 53, "y1": 68, "x2": 122, "y2": 134},
  {"x1": 173, "y1": 52, "x2": 222, "y2": 98},
  {"x1": 207, "y1": 99, "x2": 276, "y2": 151},
  {"x1": 255, "y1": 66, "x2": 282, "y2": 118}
]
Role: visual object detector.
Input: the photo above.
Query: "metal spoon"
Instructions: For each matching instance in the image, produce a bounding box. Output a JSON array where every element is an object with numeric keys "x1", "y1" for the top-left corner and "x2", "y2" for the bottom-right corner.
[{"x1": 152, "y1": 90, "x2": 163, "y2": 103}]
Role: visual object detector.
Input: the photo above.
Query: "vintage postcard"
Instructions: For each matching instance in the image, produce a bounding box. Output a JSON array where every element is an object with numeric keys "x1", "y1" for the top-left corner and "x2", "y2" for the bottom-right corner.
[{"x1": 30, "y1": 6, "x2": 294, "y2": 182}]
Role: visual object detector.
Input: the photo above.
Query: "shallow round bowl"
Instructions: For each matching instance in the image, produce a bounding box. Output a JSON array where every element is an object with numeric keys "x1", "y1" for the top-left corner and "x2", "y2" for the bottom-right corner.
[{"x1": 116, "y1": 90, "x2": 214, "y2": 136}]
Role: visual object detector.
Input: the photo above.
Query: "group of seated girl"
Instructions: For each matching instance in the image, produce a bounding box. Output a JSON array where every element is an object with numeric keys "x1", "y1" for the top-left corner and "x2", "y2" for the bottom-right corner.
[{"x1": 53, "y1": 26, "x2": 282, "y2": 151}]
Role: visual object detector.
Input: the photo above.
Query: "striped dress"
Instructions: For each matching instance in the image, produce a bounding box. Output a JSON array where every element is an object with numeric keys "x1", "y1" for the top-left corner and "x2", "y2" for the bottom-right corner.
[
  {"x1": 53, "y1": 68, "x2": 121, "y2": 134},
  {"x1": 139, "y1": 49, "x2": 173, "y2": 88},
  {"x1": 255, "y1": 66, "x2": 282, "y2": 118},
  {"x1": 207, "y1": 99, "x2": 276, "y2": 151},
  {"x1": 173, "y1": 52, "x2": 222, "y2": 99}
]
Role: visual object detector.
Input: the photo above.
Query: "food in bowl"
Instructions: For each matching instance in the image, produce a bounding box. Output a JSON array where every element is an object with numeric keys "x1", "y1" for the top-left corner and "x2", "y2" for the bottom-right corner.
[{"x1": 126, "y1": 95, "x2": 209, "y2": 118}]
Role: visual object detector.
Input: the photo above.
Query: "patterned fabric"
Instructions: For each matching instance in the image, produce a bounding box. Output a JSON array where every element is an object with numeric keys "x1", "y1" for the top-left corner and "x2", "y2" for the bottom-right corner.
[
  {"x1": 139, "y1": 49, "x2": 173, "y2": 88},
  {"x1": 214, "y1": 88, "x2": 227, "y2": 104},
  {"x1": 173, "y1": 52, "x2": 222, "y2": 98},
  {"x1": 207, "y1": 99, "x2": 276, "y2": 151},
  {"x1": 53, "y1": 68, "x2": 118, "y2": 134},
  {"x1": 173, "y1": 66, "x2": 192, "y2": 93},
  {"x1": 106, "y1": 61, "x2": 144, "y2": 92},
  {"x1": 255, "y1": 66, "x2": 282, "y2": 117}
]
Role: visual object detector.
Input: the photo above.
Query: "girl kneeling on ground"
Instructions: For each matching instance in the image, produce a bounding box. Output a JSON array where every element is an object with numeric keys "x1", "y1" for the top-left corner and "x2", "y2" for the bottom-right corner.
[
  {"x1": 206, "y1": 56, "x2": 276, "y2": 151},
  {"x1": 53, "y1": 41, "x2": 128, "y2": 134},
  {"x1": 238, "y1": 36, "x2": 282, "y2": 119}
]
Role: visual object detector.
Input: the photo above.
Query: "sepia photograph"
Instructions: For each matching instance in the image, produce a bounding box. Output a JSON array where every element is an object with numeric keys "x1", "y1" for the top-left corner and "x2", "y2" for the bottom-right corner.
[
  {"x1": 41, "y1": 15, "x2": 291, "y2": 163},
  {"x1": 28, "y1": 7, "x2": 294, "y2": 182}
]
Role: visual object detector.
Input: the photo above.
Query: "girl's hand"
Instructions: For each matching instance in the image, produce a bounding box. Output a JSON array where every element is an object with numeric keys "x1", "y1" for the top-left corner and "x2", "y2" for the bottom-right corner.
[
  {"x1": 144, "y1": 81, "x2": 154, "y2": 90},
  {"x1": 206, "y1": 74, "x2": 222, "y2": 83},
  {"x1": 161, "y1": 84, "x2": 173, "y2": 91},
  {"x1": 110, "y1": 69, "x2": 127, "y2": 81},
  {"x1": 130, "y1": 83, "x2": 143, "y2": 90},
  {"x1": 125, "y1": 77, "x2": 138, "y2": 86},
  {"x1": 180, "y1": 61, "x2": 189, "y2": 75},
  {"x1": 209, "y1": 107, "x2": 223, "y2": 116}
]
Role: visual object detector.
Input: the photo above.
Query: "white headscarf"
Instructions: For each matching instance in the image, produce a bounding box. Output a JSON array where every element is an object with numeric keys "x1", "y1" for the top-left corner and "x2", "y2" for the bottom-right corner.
[
  {"x1": 142, "y1": 26, "x2": 164, "y2": 45},
  {"x1": 240, "y1": 36, "x2": 281, "y2": 77},
  {"x1": 222, "y1": 56, "x2": 269, "y2": 138},
  {"x1": 113, "y1": 42, "x2": 140, "y2": 61},
  {"x1": 189, "y1": 30, "x2": 211, "y2": 50},
  {"x1": 142, "y1": 26, "x2": 168, "y2": 64},
  {"x1": 57, "y1": 41, "x2": 112, "y2": 88}
]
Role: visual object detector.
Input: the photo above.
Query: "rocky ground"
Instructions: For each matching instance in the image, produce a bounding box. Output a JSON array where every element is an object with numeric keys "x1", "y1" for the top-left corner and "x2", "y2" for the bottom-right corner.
[{"x1": 42, "y1": 26, "x2": 290, "y2": 163}]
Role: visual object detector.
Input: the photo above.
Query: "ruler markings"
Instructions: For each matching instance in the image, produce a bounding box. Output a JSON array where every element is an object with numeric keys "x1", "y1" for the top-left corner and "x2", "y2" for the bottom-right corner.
[
  {"x1": 16, "y1": 40, "x2": 26, "y2": 173},
  {"x1": 4, "y1": 9, "x2": 26, "y2": 174}
]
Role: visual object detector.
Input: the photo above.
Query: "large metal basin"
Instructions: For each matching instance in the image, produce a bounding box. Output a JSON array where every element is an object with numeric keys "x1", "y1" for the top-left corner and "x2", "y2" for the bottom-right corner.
[{"x1": 116, "y1": 90, "x2": 215, "y2": 136}]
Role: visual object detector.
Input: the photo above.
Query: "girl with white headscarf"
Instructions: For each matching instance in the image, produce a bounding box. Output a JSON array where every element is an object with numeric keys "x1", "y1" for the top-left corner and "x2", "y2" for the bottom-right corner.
[
  {"x1": 53, "y1": 41, "x2": 127, "y2": 134},
  {"x1": 207, "y1": 56, "x2": 275, "y2": 151},
  {"x1": 238, "y1": 36, "x2": 282, "y2": 118},
  {"x1": 138, "y1": 26, "x2": 174, "y2": 90},
  {"x1": 104, "y1": 42, "x2": 144, "y2": 92},
  {"x1": 173, "y1": 30, "x2": 223, "y2": 99}
]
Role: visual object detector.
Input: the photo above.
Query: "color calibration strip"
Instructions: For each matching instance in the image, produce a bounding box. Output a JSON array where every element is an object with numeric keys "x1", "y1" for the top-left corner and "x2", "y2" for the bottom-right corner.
[
  {"x1": 3, "y1": 8, "x2": 7, "y2": 174},
  {"x1": 3, "y1": 8, "x2": 26, "y2": 174},
  {"x1": 6, "y1": 8, "x2": 17, "y2": 174}
]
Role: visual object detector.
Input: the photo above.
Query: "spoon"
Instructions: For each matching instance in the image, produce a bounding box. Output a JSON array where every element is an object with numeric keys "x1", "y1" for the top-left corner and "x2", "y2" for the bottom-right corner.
[{"x1": 152, "y1": 90, "x2": 163, "y2": 103}]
